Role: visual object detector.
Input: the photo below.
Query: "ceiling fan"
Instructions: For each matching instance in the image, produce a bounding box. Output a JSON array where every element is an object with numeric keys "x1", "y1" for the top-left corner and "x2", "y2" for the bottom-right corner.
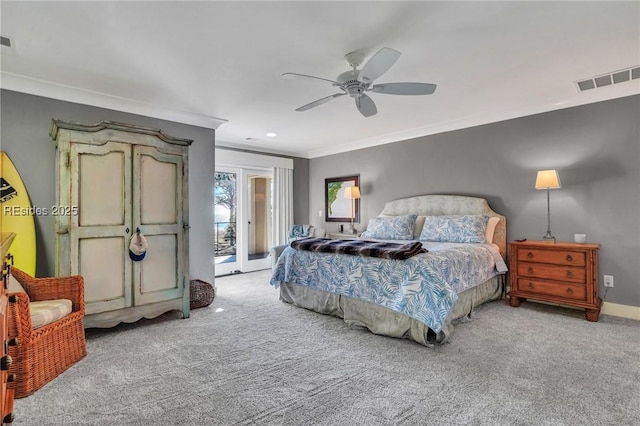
[{"x1": 282, "y1": 47, "x2": 437, "y2": 117}]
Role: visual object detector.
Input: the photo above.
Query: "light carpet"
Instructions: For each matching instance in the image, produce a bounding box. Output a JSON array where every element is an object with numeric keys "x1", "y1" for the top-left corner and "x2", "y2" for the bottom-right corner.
[{"x1": 13, "y1": 269, "x2": 640, "y2": 425}]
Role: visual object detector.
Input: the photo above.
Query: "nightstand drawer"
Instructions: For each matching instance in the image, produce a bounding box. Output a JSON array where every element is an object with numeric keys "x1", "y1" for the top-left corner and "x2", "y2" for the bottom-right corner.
[
  {"x1": 515, "y1": 279, "x2": 586, "y2": 301},
  {"x1": 516, "y1": 248, "x2": 585, "y2": 267},
  {"x1": 517, "y1": 263, "x2": 585, "y2": 283}
]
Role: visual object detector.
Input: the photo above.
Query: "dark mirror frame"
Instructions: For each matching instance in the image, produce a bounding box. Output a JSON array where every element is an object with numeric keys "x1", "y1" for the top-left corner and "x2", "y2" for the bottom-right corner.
[{"x1": 324, "y1": 175, "x2": 359, "y2": 223}]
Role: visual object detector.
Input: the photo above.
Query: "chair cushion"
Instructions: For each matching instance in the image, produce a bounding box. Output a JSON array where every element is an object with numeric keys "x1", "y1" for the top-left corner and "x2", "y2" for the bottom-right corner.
[{"x1": 30, "y1": 299, "x2": 73, "y2": 329}]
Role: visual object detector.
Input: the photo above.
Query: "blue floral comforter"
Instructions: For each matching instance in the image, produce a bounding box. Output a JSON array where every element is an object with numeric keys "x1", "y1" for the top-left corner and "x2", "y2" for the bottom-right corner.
[{"x1": 270, "y1": 242, "x2": 507, "y2": 333}]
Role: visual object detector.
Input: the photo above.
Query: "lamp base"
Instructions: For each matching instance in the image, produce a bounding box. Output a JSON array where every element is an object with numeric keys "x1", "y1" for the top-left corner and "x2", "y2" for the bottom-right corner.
[{"x1": 541, "y1": 232, "x2": 556, "y2": 243}]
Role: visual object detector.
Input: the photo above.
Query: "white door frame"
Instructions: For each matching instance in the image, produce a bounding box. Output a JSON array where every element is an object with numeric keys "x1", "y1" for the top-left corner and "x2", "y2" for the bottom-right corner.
[
  {"x1": 239, "y1": 168, "x2": 272, "y2": 272},
  {"x1": 214, "y1": 166, "x2": 240, "y2": 276},
  {"x1": 214, "y1": 166, "x2": 273, "y2": 275}
]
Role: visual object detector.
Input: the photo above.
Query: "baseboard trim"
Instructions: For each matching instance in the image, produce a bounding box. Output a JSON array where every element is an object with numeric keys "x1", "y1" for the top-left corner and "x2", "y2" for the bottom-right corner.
[{"x1": 601, "y1": 301, "x2": 640, "y2": 321}]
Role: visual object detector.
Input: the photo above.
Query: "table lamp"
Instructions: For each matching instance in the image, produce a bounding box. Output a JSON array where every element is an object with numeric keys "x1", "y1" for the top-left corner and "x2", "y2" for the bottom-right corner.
[
  {"x1": 535, "y1": 169, "x2": 561, "y2": 242},
  {"x1": 343, "y1": 186, "x2": 360, "y2": 233}
]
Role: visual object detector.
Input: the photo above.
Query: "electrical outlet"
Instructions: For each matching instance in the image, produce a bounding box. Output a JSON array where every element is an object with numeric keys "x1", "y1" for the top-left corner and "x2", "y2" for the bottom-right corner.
[
  {"x1": 318, "y1": 210, "x2": 323, "y2": 217},
  {"x1": 603, "y1": 275, "x2": 614, "y2": 288}
]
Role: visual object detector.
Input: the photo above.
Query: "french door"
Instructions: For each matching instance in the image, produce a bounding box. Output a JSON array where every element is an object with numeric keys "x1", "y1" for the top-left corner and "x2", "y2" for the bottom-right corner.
[{"x1": 214, "y1": 167, "x2": 272, "y2": 276}]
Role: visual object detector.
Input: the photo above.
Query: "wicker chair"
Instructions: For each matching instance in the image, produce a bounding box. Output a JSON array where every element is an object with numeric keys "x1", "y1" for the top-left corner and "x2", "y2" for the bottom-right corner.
[{"x1": 6, "y1": 267, "x2": 87, "y2": 398}]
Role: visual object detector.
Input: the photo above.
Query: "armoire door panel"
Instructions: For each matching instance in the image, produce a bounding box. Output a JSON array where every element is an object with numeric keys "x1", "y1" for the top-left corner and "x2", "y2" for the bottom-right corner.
[
  {"x1": 77, "y1": 150, "x2": 126, "y2": 226},
  {"x1": 139, "y1": 153, "x2": 178, "y2": 225},
  {"x1": 79, "y1": 236, "x2": 130, "y2": 314},
  {"x1": 70, "y1": 141, "x2": 131, "y2": 230},
  {"x1": 137, "y1": 234, "x2": 181, "y2": 302}
]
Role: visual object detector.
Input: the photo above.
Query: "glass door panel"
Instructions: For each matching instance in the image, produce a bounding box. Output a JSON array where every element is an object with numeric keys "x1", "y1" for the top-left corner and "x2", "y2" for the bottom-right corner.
[
  {"x1": 244, "y1": 171, "x2": 272, "y2": 272},
  {"x1": 214, "y1": 169, "x2": 239, "y2": 275}
]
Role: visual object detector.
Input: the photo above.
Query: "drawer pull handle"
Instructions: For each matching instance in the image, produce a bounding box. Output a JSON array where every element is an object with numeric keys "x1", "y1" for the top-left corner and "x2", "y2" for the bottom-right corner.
[
  {"x1": 527, "y1": 252, "x2": 534, "y2": 259},
  {"x1": 566, "y1": 271, "x2": 573, "y2": 278},
  {"x1": 566, "y1": 288, "x2": 573, "y2": 295},
  {"x1": 527, "y1": 267, "x2": 534, "y2": 274},
  {"x1": 566, "y1": 255, "x2": 573, "y2": 262},
  {"x1": 528, "y1": 282, "x2": 534, "y2": 289}
]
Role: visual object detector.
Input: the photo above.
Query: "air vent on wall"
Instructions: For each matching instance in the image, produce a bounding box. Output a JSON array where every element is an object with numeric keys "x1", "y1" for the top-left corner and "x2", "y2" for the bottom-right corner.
[
  {"x1": 0, "y1": 36, "x2": 11, "y2": 48},
  {"x1": 576, "y1": 65, "x2": 640, "y2": 92}
]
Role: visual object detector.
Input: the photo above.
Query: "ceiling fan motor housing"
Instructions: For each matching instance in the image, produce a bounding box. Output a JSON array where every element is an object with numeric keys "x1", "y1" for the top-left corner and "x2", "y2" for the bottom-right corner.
[{"x1": 336, "y1": 69, "x2": 368, "y2": 98}]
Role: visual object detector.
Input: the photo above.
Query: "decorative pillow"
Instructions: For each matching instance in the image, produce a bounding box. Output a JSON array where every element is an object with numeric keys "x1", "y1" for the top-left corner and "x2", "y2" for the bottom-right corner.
[
  {"x1": 419, "y1": 215, "x2": 489, "y2": 243},
  {"x1": 360, "y1": 215, "x2": 417, "y2": 240},
  {"x1": 30, "y1": 299, "x2": 73, "y2": 329},
  {"x1": 288, "y1": 224, "x2": 311, "y2": 241}
]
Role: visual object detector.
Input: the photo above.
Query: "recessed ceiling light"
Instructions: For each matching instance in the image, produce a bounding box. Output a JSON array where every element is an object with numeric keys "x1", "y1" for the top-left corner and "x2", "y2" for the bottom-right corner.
[{"x1": 266, "y1": 132, "x2": 277, "y2": 138}]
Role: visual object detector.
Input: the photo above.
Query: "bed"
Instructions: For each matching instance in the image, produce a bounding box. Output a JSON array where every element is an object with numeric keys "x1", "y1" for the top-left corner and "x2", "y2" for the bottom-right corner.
[{"x1": 270, "y1": 194, "x2": 507, "y2": 346}]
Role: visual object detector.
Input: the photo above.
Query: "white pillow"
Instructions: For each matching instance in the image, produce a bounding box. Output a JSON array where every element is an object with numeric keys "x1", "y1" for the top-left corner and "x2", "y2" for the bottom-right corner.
[
  {"x1": 8, "y1": 273, "x2": 26, "y2": 294},
  {"x1": 485, "y1": 216, "x2": 500, "y2": 244},
  {"x1": 414, "y1": 216, "x2": 427, "y2": 239}
]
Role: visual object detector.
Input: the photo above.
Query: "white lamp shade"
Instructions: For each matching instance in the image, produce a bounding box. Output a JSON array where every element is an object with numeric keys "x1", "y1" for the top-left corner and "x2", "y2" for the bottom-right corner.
[
  {"x1": 535, "y1": 170, "x2": 562, "y2": 190},
  {"x1": 343, "y1": 186, "x2": 361, "y2": 199}
]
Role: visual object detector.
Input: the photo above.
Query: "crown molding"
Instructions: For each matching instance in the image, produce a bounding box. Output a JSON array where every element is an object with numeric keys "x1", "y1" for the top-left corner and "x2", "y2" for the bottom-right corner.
[{"x1": 1, "y1": 72, "x2": 228, "y2": 130}]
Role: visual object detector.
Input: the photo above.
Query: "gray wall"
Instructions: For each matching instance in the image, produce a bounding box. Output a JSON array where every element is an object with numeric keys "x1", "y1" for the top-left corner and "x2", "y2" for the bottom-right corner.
[
  {"x1": 0, "y1": 89, "x2": 216, "y2": 284},
  {"x1": 309, "y1": 95, "x2": 640, "y2": 308}
]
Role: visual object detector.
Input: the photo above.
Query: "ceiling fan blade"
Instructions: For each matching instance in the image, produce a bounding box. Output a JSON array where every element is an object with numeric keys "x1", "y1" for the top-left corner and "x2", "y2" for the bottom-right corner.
[
  {"x1": 355, "y1": 94, "x2": 377, "y2": 117},
  {"x1": 282, "y1": 72, "x2": 341, "y2": 86},
  {"x1": 359, "y1": 47, "x2": 401, "y2": 84},
  {"x1": 295, "y1": 93, "x2": 345, "y2": 111},
  {"x1": 371, "y1": 82, "x2": 437, "y2": 95}
]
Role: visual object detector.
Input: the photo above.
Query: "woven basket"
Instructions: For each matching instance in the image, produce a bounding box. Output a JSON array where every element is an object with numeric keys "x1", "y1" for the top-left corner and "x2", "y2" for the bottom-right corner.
[{"x1": 190, "y1": 279, "x2": 215, "y2": 309}]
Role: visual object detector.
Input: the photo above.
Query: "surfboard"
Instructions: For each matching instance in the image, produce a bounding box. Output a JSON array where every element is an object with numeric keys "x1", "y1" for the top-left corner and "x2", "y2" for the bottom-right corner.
[{"x1": 1, "y1": 151, "x2": 37, "y2": 275}]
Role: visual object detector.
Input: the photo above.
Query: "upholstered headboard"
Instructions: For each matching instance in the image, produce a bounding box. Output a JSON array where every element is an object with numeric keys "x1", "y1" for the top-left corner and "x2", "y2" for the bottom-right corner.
[{"x1": 378, "y1": 195, "x2": 507, "y2": 260}]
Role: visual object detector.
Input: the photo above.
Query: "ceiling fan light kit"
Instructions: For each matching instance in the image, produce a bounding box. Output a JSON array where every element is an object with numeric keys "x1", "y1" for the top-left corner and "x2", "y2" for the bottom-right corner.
[{"x1": 282, "y1": 47, "x2": 437, "y2": 117}]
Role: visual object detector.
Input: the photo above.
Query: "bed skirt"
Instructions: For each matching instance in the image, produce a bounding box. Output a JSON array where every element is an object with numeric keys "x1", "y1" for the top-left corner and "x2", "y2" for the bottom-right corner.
[{"x1": 278, "y1": 275, "x2": 503, "y2": 346}]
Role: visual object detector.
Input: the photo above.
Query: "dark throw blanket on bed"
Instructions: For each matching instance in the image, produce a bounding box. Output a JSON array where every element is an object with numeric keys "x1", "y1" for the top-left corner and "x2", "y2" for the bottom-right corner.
[{"x1": 290, "y1": 238, "x2": 427, "y2": 260}]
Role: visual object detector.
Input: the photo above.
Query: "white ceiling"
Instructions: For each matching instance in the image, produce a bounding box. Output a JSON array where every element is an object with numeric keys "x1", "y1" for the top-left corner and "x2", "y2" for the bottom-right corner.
[{"x1": 1, "y1": 1, "x2": 639, "y2": 159}]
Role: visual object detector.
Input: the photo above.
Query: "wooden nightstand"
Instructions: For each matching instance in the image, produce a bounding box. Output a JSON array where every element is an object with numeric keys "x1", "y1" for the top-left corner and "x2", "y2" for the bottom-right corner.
[
  {"x1": 508, "y1": 240, "x2": 601, "y2": 321},
  {"x1": 327, "y1": 232, "x2": 361, "y2": 240}
]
